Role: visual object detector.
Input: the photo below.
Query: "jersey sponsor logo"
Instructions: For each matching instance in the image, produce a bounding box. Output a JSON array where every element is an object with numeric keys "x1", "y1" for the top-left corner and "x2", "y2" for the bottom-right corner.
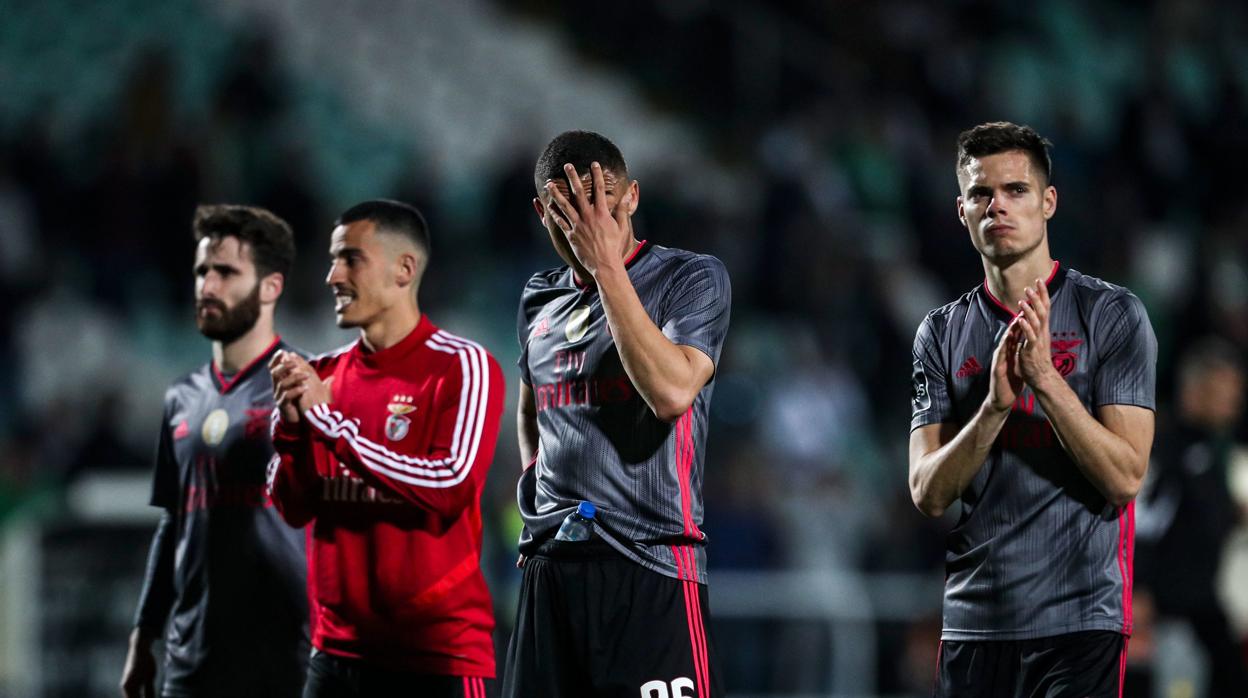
[
  {"x1": 565, "y1": 306, "x2": 592, "y2": 342},
  {"x1": 385, "y1": 395, "x2": 416, "y2": 441},
  {"x1": 533, "y1": 375, "x2": 635, "y2": 412},
  {"x1": 640, "y1": 678, "x2": 695, "y2": 698},
  {"x1": 1051, "y1": 334, "x2": 1083, "y2": 377},
  {"x1": 955, "y1": 356, "x2": 984, "y2": 378},
  {"x1": 172, "y1": 419, "x2": 190, "y2": 440},
  {"x1": 320, "y1": 474, "x2": 402, "y2": 504},
  {"x1": 187, "y1": 455, "x2": 271, "y2": 511},
  {"x1": 201, "y1": 408, "x2": 230, "y2": 446},
  {"x1": 996, "y1": 418, "x2": 1057, "y2": 449},
  {"x1": 554, "y1": 350, "x2": 586, "y2": 375},
  {"x1": 911, "y1": 358, "x2": 932, "y2": 413}
]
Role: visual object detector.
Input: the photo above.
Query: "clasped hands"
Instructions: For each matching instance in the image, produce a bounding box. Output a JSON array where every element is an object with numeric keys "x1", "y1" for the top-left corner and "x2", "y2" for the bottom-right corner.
[{"x1": 269, "y1": 351, "x2": 333, "y2": 425}]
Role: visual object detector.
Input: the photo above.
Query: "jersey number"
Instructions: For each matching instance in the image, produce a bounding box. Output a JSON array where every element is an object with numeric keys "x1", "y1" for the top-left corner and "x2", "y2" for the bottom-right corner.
[{"x1": 640, "y1": 677, "x2": 694, "y2": 698}]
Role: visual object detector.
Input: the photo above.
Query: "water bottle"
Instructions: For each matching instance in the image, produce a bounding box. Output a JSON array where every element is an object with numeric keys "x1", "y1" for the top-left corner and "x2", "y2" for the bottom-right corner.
[{"x1": 554, "y1": 501, "x2": 596, "y2": 542}]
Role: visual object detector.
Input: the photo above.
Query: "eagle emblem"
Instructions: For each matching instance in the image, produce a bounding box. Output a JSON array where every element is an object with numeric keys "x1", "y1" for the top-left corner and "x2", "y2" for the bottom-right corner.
[
  {"x1": 385, "y1": 395, "x2": 416, "y2": 441},
  {"x1": 1051, "y1": 338, "x2": 1083, "y2": 377}
]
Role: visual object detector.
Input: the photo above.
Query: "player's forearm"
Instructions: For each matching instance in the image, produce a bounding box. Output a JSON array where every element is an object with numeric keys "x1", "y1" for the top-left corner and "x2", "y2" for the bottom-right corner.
[
  {"x1": 1032, "y1": 375, "x2": 1147, "y2": 506},
  {"x1": 595, "y1": 264, "x2": 702, "y2": 422},
  {"x1": 910, "y1": 401, "x2": 1011, "y2": 517},
  {"x1": 306, "y1": 398, "x2": 501, "y2": 520}
]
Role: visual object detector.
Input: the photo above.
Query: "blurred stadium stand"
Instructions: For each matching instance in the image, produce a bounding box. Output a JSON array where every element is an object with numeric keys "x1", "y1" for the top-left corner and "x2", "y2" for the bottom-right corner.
[{"x1": 1, "y1": 0, "x2": 1247, "y2": 695}]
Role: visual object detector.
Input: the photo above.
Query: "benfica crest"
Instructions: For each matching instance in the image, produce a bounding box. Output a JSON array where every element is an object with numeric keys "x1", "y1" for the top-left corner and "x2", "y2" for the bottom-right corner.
[
  {"x1": 385, "y1": 395, "x2": 416, "y2": 441},
  {"x1": 1051, "y1": 336, "x2": 1083, "y2": 377}
]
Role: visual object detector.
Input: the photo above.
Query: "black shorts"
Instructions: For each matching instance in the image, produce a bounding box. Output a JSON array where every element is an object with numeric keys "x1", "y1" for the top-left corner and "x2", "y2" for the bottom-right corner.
[
  {"x1": 502, "y1": 538, "x2": 722, "y2": 698},
  {"x1": 302, "y1": 649, "x2": 496, "y2": 698},
  {"x1": 934, "y1": 630, "x2": 1127, "y2": 698}
]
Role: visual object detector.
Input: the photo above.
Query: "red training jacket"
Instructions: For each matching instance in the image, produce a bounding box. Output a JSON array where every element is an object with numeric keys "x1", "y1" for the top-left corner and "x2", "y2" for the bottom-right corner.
[{"x1": 268, "y1": 316, "x2": 504, "y2": 677}]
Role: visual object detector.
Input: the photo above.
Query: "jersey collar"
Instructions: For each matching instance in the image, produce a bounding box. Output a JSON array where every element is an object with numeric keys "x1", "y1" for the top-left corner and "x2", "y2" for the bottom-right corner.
[
  {"x1": 981, "y1": 260, "x2": 1066, "y2": 321},
  {"x1": 212, "y1": 335, "x2": 283, "y2": 394},
  {"x1": 354, "y1": 314, "x2": 438, "y2": 369},
  {"x1": 570, "y1": 239, "x2": 651, "y2": 291}
]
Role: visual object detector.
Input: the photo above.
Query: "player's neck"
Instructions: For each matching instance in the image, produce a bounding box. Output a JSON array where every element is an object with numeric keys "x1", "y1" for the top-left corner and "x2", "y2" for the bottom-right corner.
[
  {"x1": 214, "y1": 321, "x2": 277, "y2": 373},
  {"x1": 566, "y1": 236, "x2": 642, "y2": 287},
  {"x1": 983, "y1": 251, "x2": 1056, "y2": 311},
  {"x1": 360, "y1": 304, "x2": 421, "y2": 353}
]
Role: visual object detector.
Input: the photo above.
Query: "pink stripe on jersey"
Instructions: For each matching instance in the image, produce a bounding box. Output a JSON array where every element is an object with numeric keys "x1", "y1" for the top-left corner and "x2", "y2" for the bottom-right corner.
[
  {"x1": 671, "y1": 544, "x2": 686, "y2": 581},
  {"x1": 675, "y1": 410, "x2": 703, "y2": 542},
  {"x1": 685, "y1": 413, "x2": 702, "y2": 539},
  {"x1": 1117, "y1": 503, "x2": 1136, "y2": 633},
  {"x1": 1125, "y1": 503, "x2": 1135, "y2": 631}
]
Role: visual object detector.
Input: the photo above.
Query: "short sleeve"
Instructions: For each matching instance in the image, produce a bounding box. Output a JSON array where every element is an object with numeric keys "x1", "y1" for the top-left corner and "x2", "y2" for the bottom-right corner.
[
  {"x1": 149, "y1": 399, "x2": 180, "y2": 509},
  {"x1": 1092, "y1": 292, "x2": 1157, "y2": 410},
  {"x1": 910, "y1": 315, "x2": 953, "y2": 431},
  {"x1": 659, "y1": 256, "x2": 732, "y2": 368}
]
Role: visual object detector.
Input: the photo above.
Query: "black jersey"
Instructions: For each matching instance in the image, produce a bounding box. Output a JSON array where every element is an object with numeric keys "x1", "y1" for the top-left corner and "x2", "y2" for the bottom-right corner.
[
  {"x1": 135, "y1": 338, "x2": 309, "y2": 697},
  {"x1": 515, "y1": 241, "x2": 732, "y2": 583},
  {"x1": 911, "y1": 264, "x2": 1156, "y2": 641}
]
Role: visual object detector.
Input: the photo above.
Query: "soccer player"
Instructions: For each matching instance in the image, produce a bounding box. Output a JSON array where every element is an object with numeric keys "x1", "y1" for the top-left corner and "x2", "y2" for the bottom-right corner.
[
  {"x1": 503, "y1": 131, "x2": 731, "y2": 698},
  {"x1": 122, "y1": 205, "x2": 308, "y2": 698},
  {"x1": 908, "y1": 122, "x2": 1157, "y2": 696},
  {"x1": 266, "y1": 200, "x2": 504, "y2": 698}
]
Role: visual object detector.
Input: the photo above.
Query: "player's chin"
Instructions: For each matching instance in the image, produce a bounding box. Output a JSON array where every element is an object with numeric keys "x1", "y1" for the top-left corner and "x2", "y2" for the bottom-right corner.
[{"x1": 334, "y1": 310, "x2": 361, "y2": 329}]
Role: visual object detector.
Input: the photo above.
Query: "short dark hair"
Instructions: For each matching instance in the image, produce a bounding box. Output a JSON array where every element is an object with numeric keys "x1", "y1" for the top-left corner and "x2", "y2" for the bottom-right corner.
[
  {"x1": 1179, "y1": 337, "x2": 1244, "y2": 389},
  {"x1": 193, "y1": 204, "x2": 295, "y2": 279},
  {"x1": 956, "y1": 121, "x2": 1053, "y2": 184},
  {"x1": 335, "y1": 199, "x2": 430, "y2": 255},
  {"x1": 534, "y1": 130, "x2": 628, "y2": 192}
]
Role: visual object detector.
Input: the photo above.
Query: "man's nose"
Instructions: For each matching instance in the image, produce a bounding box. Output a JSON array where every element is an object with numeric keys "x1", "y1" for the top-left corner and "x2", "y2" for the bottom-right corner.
[
  {"x1": 200, "y1": 272, "x2": 222, "y2": 297},
  {"x1": 326, "y1": 261, "x2": 343, "y2": 287},
  {"x1": 986, "y1": 194, "x2": 1006, "y2": 218}
]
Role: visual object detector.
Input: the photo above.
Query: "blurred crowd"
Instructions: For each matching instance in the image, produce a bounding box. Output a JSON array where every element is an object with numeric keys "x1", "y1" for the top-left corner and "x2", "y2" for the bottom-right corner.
[{"x1": 2, "y1": 0, "x2": 1247, "y2": 695}]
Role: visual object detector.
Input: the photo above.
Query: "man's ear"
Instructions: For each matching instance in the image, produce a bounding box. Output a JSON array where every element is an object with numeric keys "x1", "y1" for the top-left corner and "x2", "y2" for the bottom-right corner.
[
  {"x1": 532, "y1": 197, "x2": 546, "y2": 223},
  {"x1": 1042, "y1": 185, "x2": 1058, "y2": 220},
  {"x1": 395, "y1": 251, "x2": 422, "y2": 288},
  {"x1": 260, "y1": 272, "x2": 284, "y2": 304},
  {"x1": 956, "y1": 196, "x2": 966, "y2": 226}
]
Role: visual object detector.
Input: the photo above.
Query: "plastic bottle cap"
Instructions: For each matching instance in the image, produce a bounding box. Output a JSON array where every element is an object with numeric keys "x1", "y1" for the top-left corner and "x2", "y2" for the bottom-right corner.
[{"x1": 577, "y1": 501, "x2": 596, "y2": 519}]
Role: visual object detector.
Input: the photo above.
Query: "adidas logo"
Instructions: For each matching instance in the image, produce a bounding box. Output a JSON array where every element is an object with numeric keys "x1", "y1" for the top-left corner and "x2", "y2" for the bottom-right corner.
[{"x1": 956, "y1": 356, "x2": 984, "y2": 378}]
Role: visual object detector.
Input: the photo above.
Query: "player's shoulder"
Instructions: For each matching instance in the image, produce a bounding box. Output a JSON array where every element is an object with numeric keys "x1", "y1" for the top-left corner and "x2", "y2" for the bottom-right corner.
[
  {"x1": 647, "y1": 243, "x2": 726, "y2": 274},
  {"x1": 424, "y1": 327, "x2": 502, "y2": 369},
  {"x1": 1060, "y1": 267, "x2": 1147, "y2": 318},
  {"x1": 519, "y1": 265, "x2": 571, "y2": 312},
  {"x1": 919, "y1": 287, "x2": 979, "y2": 336},
  {"x1": 164, "y1": 364, "x2": 210, "y2": 409},
  {"x1": 522, "y1": 265, "x2": 568, "y2": 294},
  {"x1": 1062, "y1": 267, "x2": 1136, "y2": 302}
]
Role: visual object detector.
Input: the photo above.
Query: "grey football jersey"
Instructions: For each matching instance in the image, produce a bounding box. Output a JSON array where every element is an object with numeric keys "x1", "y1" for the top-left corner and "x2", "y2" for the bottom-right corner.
[
  {"x1": 516, "y1": 241, "x2": 731, "y2": 583},
  {"x1": 910, "y1": 264, "x2": 1156, "y2": 641},
  {"x1": 143, "y1": 339, "x2": 309, "y2": 696}
]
